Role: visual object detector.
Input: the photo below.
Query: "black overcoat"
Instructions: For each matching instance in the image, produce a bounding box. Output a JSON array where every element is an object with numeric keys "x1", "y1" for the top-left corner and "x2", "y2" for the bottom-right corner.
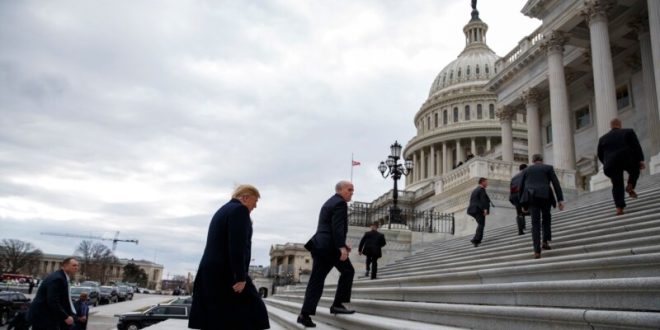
[
  {"x1": 466, "y1": 186, "x2": 491, "y2": 217},
  {"x1": 189, "y1": 199, "x2": 269, "y2": 330},
  {"x1": 519, "y1": 163, "x2": 564, "y2": 208},
  {"x1": 358, "y1": 230, "x2": 386, "y2": 259},
  {"x1": 597, "y1": 128, "x2": 644, "y2": 171},
  {"x1": 305, "y1": 194, "x2": 348, "y2": 256},
  {"x1": 26, "y1": 269, "x2": 74, "y2": 328}
]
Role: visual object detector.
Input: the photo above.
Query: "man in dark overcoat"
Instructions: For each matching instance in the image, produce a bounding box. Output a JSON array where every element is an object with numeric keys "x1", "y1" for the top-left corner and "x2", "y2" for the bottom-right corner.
[
  {"x1": 509, "y1": 163, "x2": 528, "y2": 235},
  {"x1": 298, "y1": 181, "x2": 356, "y2": 328},
  {"x1": 467, "y1": 177, "x2": 491, "y2": 247},
  {"x1": 358, "y1": 222, "x2": 386, "y2": 279},
  {"x1": 597, "y1": 118, "x2": 645, "y2": 215},
  {"x1": 519, "y1": 154, "x2": 564, "y2": 259},
  {"x1": 26, "y1": 257, "x2": 78, "y2": 330},
  {"x1": 189, "y1": 184, "x2": 269, "y2": 330}
]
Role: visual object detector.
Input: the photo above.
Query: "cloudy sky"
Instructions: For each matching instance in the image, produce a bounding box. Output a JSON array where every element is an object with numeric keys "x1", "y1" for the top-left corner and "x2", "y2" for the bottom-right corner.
[{"x1": 1, "y1": 0, "x2": 539, "y2": 278}]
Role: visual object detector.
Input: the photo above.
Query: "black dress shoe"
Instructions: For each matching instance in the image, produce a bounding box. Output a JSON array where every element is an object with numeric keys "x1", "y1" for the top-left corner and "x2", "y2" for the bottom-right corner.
[
  {"x1": 297, "y1": 314, "x2": 316, "y2": 327},
  {"x1": 330, "y1": 305, "x2": 355, "y2": 314},
  {"x1": 518, "y1": 230, "x2": 525, "y2": 235},
  {"x1": 471, "y1": 241, "x2": 480, "y2": 247},
  {"x1": 542, "y1": 242, "x2": 552, "y2": 250}
]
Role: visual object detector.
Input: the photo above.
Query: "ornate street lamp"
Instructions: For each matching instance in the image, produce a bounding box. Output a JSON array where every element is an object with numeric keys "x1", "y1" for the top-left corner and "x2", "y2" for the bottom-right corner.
[{"x1": 378, "y1": 141, "x2": 414, "y2": 229}]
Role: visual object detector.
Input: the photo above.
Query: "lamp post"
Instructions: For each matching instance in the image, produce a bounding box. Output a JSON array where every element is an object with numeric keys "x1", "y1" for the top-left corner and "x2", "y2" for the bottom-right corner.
[{"x1": 378, "y1": 141, "x2": 414, "y2": 229}]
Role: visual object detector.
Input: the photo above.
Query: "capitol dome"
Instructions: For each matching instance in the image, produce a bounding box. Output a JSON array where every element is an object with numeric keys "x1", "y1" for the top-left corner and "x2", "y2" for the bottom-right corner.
[{"x1": 428, "y1": 10, "x2": 499, "y2": 97}]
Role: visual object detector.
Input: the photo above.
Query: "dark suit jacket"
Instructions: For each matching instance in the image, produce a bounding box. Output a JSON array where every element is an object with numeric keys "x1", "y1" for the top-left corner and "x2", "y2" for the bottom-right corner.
[
  {"x1": 519, "y1": 163, "x2": 564, "y2": 207},
  {"x1": 189, "y1": 198, "x2": 268, "y2": 329},
  {"x1": 305, "y1": 194, "x2": 349, "y2": 256},
  {"x1": 358, "y1": 230, "x2": 386, "y2": 259},
  {"x1": 466, "y1": 186, "x2": 491, "y2": 216},
  {"x1": 26, "y1": 269, "x2": 74, "y2": 328},
  {"x1": 509, "y1": 171, "x2": 525, "y2": 206},
  {"x1": 597, "y1": 128, "x2": 644, "y2": 170}
]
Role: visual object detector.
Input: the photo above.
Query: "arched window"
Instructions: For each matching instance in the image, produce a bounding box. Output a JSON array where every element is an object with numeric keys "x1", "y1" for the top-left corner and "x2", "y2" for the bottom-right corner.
[
  {"x1": 453, "y1": 107, "x2": 459, "y2": 123},
  {"x1": 477, "y1": 104, "x2": 483, "y2": 119},
  {"x1": 476, "y1": 65, "x2": 480, "y2": 74},
  {"x1": 485, "y1": 64, "x2": 489, "y2": 74},
  {"x1": 443, "y1": 110, "x2": 448, "y2": 125},
  {"x1": 434, "y1": 113, "x2": 438, "y2": 127},
  {"x1": 458, "y1": 68, "x2": 462, "y2": 77},
  {"x1": 450, "y1": 70, "x2": 454, "y2": 79},
  {"x1": 465, "y1": 105, "x2": 470, "y2": 120},
  {"x1": 467, "y1": 65, "x2": 471, "y2": 76},
  {"x1": 489, "y1": 104, "x2": 495, "y2": 119}
]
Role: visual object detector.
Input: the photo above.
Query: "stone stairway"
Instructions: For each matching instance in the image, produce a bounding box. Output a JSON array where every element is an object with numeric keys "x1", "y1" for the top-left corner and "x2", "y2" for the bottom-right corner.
[{"x1": 266, "y1": 175, "x2": 660, "y2": 329}]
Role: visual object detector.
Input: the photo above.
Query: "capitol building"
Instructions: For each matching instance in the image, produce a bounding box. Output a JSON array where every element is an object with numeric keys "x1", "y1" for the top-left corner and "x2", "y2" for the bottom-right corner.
[{"x1": 365, "y1": 0, "x2": 660, "y2": 237}]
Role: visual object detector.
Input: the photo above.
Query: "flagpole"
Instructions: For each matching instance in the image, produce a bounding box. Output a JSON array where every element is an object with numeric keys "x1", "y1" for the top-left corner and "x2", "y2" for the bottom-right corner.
[{"x1": 350, "y1": 153, "x2": 354, "y2": 182}]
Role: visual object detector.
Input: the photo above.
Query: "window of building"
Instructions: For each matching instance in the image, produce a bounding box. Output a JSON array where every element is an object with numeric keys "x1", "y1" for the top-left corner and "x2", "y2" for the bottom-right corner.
[
  {"x1": 476, "y1": 65, "x2": 480, "y2": 74},
  {"x1": 574, "y1": 106, "x2": 590, "y2": 130},
  {"x1": 616, "y1": 84, "x2": 630, "y2": 110},
  {"x1": 443, "y1": 74, "x2": 446, "y2": 84},
  {"x1": 453, "y1": 107, "x2": 459, "y2": 122},
  {"x1": 443, "y1": 110, "x2": 448, "y2": 125},
  {"x1": 427, "y1": 116, "x2": 431, "y2": 130},
  {"x1": 434, "y1": 113, "x2": 438, "y2": 127},
  {"x1": 477, "y1": 104, "x2": 483, "y2": 119},
  {"x1": 467, "y1": 65, "x2": 471, "y2": 76},
  {"x1": 465, "y1": 105, "x2": 470, "y2": 120},
  {"x1": 489, "y1": 104, "x2": 495, "y2": 119},
  {"x1": 458, "y1": 68, "x2": 462, "y2": 78},
  {"x1": 450, "y1": 70, "x2": 453, "y2": 80},
  {"x1": 485, "y1": 64, "x2": 489, "y2": 74},
  {"x1": 546, "y1": 123, "x2": 553, "y2": 144}
]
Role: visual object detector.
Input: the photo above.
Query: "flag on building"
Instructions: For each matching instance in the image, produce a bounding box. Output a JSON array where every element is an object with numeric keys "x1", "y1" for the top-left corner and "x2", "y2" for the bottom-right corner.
[{"x1": 352, "y1": 160, "x2": 361, "y2": 166}]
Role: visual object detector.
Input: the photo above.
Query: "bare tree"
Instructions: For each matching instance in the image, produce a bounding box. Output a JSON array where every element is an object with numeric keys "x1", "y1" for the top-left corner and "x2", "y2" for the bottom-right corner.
[
  {"x1": 75, "y1": 240, "x2": 95, "y2": 279},
  {"x1": 75, "y1": 242, "x2": 119, "y2": 283},
  {"x1": 0, "y1": 239, "x2": 43, "y2": 275}
]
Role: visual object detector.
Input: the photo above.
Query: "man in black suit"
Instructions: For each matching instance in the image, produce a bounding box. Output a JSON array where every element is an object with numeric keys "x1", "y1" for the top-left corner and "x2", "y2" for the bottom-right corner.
[
  {"x1": 467, "y1": 177, "x2": 491, "y2": 247},
  {"x1": 189, "y1": 184, "x2": 269, "y2": 330},
  {"x1": 26, "y1": 257, "x2": 78, "y2": 330},
  {"x1": 358, "y1": 222, "x2": 386, "y2": 280},
  {"x1": 519, "y1": 154, "x2": 565, "y2": 259},
  {"x1": 597, "y1": 118, "x2": 645, "y2": 215},
  {"x1": 298, "y1": 181, "x2": 356, "y2": 327},
  {"x1": 509, "y1": 163, "x2": 528, "y2": 235}
]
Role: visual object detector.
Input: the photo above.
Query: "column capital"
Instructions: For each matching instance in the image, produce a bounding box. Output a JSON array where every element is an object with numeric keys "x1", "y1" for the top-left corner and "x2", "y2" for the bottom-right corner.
[
  {"x1": 496, "y1": 106, "x2": 516, "y2": 121},
  {"x1": 581, "y1": 0, "x2": 614, "y2": 25},
  {"x1": 521, "y1": 88, "x2": 540, "y2": 106},
  {"x1": 541, "y1": 31, "x2": 567, "y2": 55}
]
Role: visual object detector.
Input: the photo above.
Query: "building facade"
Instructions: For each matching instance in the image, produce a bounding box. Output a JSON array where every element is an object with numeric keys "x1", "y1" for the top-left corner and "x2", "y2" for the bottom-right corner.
[{"x1": 269, "y1": 243, "x2": 312, "y2": 284}]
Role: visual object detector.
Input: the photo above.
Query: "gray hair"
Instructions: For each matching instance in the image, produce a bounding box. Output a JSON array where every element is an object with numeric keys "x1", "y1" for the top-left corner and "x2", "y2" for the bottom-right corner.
[
  {"x1": 532, "y1": 154, "x2": 544, "y2": 162},
  {"x1": 335, "y1": 180, "x2": 352, "y2": 192}
]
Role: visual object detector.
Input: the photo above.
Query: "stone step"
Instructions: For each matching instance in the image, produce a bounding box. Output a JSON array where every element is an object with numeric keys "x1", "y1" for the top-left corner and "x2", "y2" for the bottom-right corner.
[
  {"x1": 378, "y1": 225, "x2": 660, "y2": 278},
  {"x1": 266, "y1": 302, "x2": 340, "y2": 330},
  {"x1": 278, "y1": 277, "x2": 660, "y2": 312},
  {"x1": 270, "y1": 295, "x2": 660, "y2": 330},
  {"x1": 266, "y1": 298, "x2": 465, "y2": 330}
]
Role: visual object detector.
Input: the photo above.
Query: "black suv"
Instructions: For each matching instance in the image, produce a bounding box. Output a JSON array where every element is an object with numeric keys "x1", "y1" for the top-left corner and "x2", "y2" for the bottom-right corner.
[
  {"x1": 116, "y1": 304, "x2": 189, "y2": 330},
  {"x1": 0, "y1": 291, "x2": 31, "y2": 326},
  {"x1": 70, "y1": 286, "x2": 100, "y2": 307},
  {"x1": 99, "y1": 286, "x2": 119, "y2": 304}
]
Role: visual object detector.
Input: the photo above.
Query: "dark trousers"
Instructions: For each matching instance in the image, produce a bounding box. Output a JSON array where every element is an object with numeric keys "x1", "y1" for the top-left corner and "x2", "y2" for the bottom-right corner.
[
  {"x1": 515, "y1": 204, "x2": 527, "y2": 232},
  {"x1": 604, "y1": 164, "x2": 640, "y2": 209},
  {"x1": 301, "y1": 253, "x2": 354, "y2": 315},
  {"x1": 365, "y1": 255, "x2": 378, "y2": 279},
  {"x1": 471, "y1": 213, "x2": 485, "y2": 244},
  {"x1": 529, "y1": 198, "x2": 552, "y2": 253}
]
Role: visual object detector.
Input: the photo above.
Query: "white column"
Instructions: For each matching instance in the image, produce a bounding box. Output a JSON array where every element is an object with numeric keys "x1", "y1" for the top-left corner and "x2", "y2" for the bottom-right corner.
[
  {"x1": 583, "y1": 0, "x2": 618, "y2": 137},
  {"x1": 412, "y1": 152, "x2": 418, "y2": 182},
  {"x1": 430, "y1": 144, "x2": 436, "y2": 177},
  {"x1": 522, "y1": 88, "x2": 543, "y2": 162},
  {"x1": 486, "y1": 137, "x2": 492, "y2": 151},
  {"x1": 456, "y1": 140, "x2": 462, "y2": 164},
  {"x1": 544, "y1": 31, "x2": 576, "y2": 170},
  {"x1": 648, "y1": 0, "x2": 660, "y2": 174},
  {"x1": 420, "y1": 148, "x2": 426, "y2": 180},
  {"x1": 442, "y1": 142, "x2": 448, "y2": 174},
  {"x1": 470, "y1": 138, "x2": 476, "y2": 156},
  {"x1": 499, "y1": 107, "x2": 514, "y2": 162}
]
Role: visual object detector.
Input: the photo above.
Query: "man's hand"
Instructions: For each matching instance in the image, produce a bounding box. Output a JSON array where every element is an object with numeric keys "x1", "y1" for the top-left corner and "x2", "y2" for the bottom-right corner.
[
  {"x1": 78, "y1": 315, "x2": 87, "y2": 322},
  {"x1": 483, "y1": 210, "x2": 489, "y2": 216},
  {"x1": 232, "y1": 281, "x2": 246, "y2": 293},
  {"x1": 640, "y1": 161, "x2": 646, "y2": 170},
  {"x1": 558, "y1": 201, "x2": 565, "y2": 211},
  {"x1": 339, "y1": 247, "x2": 349, "y2": 261},
  {"x1": 65, "y1": 316, "x2": 74, "y2": 326},
  {"x1": 358, "y1": 251, "x2": 362, "y2": 256},
  {"x1": 345, "y1": 243, "x2": 352, "y2": 253}
]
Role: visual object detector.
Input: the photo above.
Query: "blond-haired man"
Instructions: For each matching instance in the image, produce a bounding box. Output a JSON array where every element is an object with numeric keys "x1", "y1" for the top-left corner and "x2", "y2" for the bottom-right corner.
[{"x1": 189, "y1": 184, "x2": 270, "y2": 330}]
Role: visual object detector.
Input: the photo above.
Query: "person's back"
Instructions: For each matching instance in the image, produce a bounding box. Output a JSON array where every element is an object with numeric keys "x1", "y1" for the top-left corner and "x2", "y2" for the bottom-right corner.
[
  {"x1": 521, "y1": 163, "x2": 563, "y2": 203},
  {"x1": 598, "y1": 128, "x2": 643, "y2": 169}
]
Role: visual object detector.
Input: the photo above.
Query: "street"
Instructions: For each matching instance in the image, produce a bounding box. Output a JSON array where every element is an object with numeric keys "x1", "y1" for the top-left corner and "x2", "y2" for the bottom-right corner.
[{"x1": 1, "y1": 293, "x2": 175, "y2": 330}]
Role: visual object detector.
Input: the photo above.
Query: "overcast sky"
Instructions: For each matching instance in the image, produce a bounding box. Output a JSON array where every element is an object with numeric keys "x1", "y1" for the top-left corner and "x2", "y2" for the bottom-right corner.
[{"x1": 1, "y1": 0, "x2": 539, "y2": 279}]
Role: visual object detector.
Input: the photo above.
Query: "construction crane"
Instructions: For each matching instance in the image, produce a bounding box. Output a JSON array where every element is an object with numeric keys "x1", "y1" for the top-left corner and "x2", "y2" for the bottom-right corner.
[{"x1": 40, "y1": 231, "x2": 139, "y2": 252}]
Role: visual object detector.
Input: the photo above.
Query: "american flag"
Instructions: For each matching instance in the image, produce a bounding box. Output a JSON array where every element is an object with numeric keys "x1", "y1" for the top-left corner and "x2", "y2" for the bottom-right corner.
[{"x1": 352, "y1": 160, "x2": 361, "y2": 166}]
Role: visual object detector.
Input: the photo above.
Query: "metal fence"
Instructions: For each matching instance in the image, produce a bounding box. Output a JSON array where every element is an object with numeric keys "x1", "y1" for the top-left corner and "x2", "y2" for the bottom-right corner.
[{"x1": 348, "y1": 204, "x2": 454, "y2": 234}]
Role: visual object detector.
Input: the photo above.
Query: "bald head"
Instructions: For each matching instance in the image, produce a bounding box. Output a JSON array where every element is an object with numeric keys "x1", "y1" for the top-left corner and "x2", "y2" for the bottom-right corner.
[
  {"x1": 610, "y1": 118, "x2": 622, "y2": 129},
  {"x1": 335, "y1": 180, "x2": 354, "y2": 202}
]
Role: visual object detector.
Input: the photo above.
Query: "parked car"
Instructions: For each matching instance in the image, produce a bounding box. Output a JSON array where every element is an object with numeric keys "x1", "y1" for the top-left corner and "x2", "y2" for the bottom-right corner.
[
  {"x1": 70, "y1": 286, "x2": 99, "y2": 307},
  {"x1": 115, "y1": 304, "x2": 189, "y2": 330},
  {"x1": 99, "y1": 286, "x2": 119, "y2": 304},
  {"x1": 0, "y1": 291, "x2": 31, "y2": 326},
  {"x1": 116, "y1": 286, "x2": 128, "y2": 302}
]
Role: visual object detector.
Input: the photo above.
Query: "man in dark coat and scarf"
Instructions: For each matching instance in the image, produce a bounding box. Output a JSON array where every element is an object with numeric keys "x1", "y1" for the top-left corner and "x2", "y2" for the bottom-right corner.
[{"x1": 189, "y1": 184, "x2": 270, "y2": 330}]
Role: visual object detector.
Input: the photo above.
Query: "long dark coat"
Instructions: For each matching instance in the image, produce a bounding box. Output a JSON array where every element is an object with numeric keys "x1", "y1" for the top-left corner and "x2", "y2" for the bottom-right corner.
[
  {"x1": 26, "y1": 269, "x2": 74, "y2": 328},
  {"x1": 189, "y1": 199, "x2": 269, "y2": 330},
  {"x1": 466, "y1": 186, "x2": 491, "y2": 217},
  {"x1": 597, "y1": 128, "x2": 644, "y2": 171},
  {"x1": 519, "y1": 163, "x2": 564, "y2": 208},
  {"x1": 358, "y1": 230, "x2": 386, "y2": 259}
]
